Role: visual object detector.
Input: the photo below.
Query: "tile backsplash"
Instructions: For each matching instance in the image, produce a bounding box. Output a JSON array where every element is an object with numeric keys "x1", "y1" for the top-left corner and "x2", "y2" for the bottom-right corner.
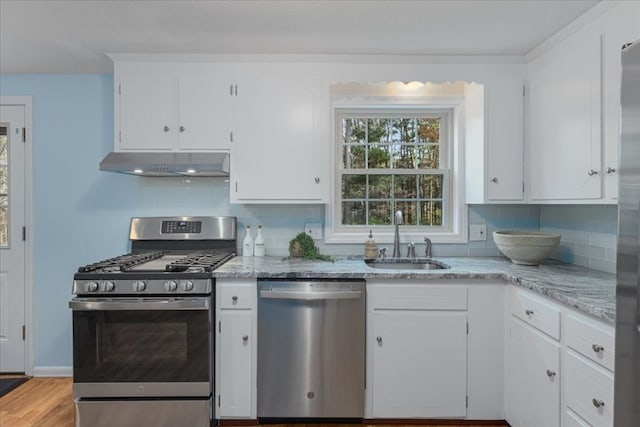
[
  {"x1": 539, "y1": 205, "x2": 617, "y2": 274},
  {"x1": 135, "y1": 178, "x2": 618, "y2": 273}
]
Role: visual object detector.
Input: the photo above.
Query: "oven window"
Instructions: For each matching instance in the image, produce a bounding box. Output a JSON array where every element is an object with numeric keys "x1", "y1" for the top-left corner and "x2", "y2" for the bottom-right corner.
[{"x1": 73, "y1": 309, "x2": 210, "y2": 383}]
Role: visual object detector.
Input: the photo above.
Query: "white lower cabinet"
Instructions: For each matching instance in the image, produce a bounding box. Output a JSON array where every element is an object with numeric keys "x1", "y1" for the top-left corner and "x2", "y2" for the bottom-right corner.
[
  {"x1": 216, "y1": 279, "x2": 257, "y2": 420},
  {"x1": 367, "y1": 282, "x2": 469, "y2": 418},
  {"x1": 506, "y1": 316, "x2": 561, "y2": 427}
]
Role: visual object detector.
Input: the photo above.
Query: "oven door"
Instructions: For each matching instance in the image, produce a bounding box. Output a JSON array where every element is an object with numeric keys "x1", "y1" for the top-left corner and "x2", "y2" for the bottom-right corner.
[{"x1": 69, "y1": 297, "x2": 212, "y2": 398}]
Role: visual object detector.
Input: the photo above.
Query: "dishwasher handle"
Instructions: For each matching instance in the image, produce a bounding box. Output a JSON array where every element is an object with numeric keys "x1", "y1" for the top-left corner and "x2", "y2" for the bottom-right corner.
[{"x1": 259, "y1": 289, "x2": 362, "y2": 301}]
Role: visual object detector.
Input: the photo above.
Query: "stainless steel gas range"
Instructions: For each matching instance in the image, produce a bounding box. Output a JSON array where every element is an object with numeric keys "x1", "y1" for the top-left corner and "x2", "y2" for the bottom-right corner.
[{"x1": 69, "y1": 216, "x2": 236, "y2": 427}]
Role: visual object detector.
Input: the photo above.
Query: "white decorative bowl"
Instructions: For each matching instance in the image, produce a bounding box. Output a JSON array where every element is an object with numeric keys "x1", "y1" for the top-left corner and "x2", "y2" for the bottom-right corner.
[{"x1": 493, "y1": 230, "x2": 561, "y2": 265}]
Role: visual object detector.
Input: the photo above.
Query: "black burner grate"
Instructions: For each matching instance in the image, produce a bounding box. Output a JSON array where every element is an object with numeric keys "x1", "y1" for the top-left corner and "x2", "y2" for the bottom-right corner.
[
  {"x1": 165, "y1": 251, "x2": 236, "y2": 272},
  {"x1": 77, "y1": 251, "x2": 165, "y2": 273}
]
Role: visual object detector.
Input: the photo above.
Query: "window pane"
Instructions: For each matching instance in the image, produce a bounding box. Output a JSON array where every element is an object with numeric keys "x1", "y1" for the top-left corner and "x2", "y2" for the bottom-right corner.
[
  {"x1": 342, "y1": 201, "x2": 366, "y2": 225},
  {"x1": 395, "y1": 201, "x2": 417, "y2": 225},
  {"x1": 393, "y1": 145, "x2": 415, "y2": 168},
  {"x1": 418, "y1": 118, "x2": 440, "y2": 143},
  {"x1": 419, "y1": 175, "x2": 443, "y2": 199},
  {"x1": 416, "y1": 144, "x2": 439, "y2": 169},
  {"x1": 394, "y1": 175, "x2": 417, "y2": 199},
  {"x1": 420, "y1": 200, "x2": 443, "y2": 226},
  {"x1": 342, "y1": 145, "x2": 366, "y2": 169},
  {"x1": 0, "y1": 129, "x2": 7, "y2": 246},
  {"x1": 342, "y1": 174, "x2": 366, "y2": 199},
  {"x1": 369, "y1": 175, "x2": 392, "y2": 199},
  {"x1": 368, "y1": 201, "x2": 392, "y2": 225},
  {"x1": 368, "y1": 144, "x2": 390, "y2": 169},
  {"x1": 343, "y1": 118, "x2": 366, "y2": 144},
  {"x1": 367, "y1": 119, "x2": 389, "y2": 143},
  {"x1": 0, "y1": 166, "x2": 6, "y2": 195},
  {"x1": 392, "y1": 118, "x2": 417, "y2": 143}
]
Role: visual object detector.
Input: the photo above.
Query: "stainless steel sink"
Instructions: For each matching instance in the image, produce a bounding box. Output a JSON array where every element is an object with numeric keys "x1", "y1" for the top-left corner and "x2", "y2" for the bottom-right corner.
[{"x1": 364, "y1": 258, "x2": 449, "y2": 270}]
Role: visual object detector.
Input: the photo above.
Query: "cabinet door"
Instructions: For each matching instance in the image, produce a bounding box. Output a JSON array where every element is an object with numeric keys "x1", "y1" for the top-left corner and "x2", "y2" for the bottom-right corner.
[
  {"x1": 118, "y1": 72, "x2": 175, "y2": 151},
  {"x1": 232, "y1": 76, "x2": 323, "y2": 202},
  {"x1": 371, "y1": 310, "x2": 467, "y2": 418},
  {"x1": 506, "y1": 317, "x2": 560, "y2": 427},
  {"x1": 528, "y1": 30, "x2": 601, "y2": 200},
  {"x1": 177, "y1": 74, "x2": 233, "y2": 151},
  {"x1": 218, "y1": 311, "x2": 252, "y2": 418}
]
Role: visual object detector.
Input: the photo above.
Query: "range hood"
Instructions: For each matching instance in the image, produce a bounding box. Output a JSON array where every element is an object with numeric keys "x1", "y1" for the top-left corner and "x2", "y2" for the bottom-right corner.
[{"x1": 99, "y1": 152, "x2": 230, "y2": 177}]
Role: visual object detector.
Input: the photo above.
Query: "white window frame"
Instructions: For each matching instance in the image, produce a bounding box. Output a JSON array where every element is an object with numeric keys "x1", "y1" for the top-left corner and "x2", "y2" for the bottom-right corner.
[{"x1": 325, "y1": 96, "x2": 468, "y2": 244}]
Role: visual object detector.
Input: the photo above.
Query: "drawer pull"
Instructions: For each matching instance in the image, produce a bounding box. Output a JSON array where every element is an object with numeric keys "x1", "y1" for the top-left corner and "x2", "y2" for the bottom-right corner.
[
  {"x1": 242, "y1": 335, "x2": 249, "y2": 343},
  {"x1": 525, "y1": 309, "x2": 534, "y2": 316},
  {"x1": 546, "y1": 369, "x2": 556, "y2": 378},
  {"x1": 592, "y1": 344, "x2": 604, "y2": 353},
  {"x1": 592, "y1": 398, "x2": 605, "y2": 408},
  {"x1": 376, "y1": 336, "x2": 382, "y2": 344},
  {"x1": 232, "y1": 296, "x2": 238, "y2": 304}
]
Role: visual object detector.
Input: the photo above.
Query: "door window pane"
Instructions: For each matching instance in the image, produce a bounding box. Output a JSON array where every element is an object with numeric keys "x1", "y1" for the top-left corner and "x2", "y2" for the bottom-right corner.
[{"x1": 0, "y1": 126, "x2": 8, "y2": 246}]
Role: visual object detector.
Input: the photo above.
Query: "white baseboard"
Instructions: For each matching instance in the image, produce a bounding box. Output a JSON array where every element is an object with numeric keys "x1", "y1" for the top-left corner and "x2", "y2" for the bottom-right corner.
[{"x1": 32, "y1": 366, "x2": 72, "y2": 377}]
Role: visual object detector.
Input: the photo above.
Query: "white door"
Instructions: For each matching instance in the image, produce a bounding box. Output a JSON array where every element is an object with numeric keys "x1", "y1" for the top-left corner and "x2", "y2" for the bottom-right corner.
[{"x1": 0, "y1": 105, "x2": 26, "y2": 372}]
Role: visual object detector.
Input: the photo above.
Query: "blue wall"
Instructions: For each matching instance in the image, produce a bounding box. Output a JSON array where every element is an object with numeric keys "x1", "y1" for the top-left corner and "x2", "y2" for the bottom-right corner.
[{"x1": 0, "y1": 74, "x2": 616, "y2": 369}]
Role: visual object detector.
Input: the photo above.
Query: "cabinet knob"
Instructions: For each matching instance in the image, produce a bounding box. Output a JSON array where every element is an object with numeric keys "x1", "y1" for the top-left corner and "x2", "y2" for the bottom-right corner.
[
  {"x1": 588, "y1": 169, "x2": 599, "y2": 176},
  {"x1": 376, "y1": 336, "x2": 382, "y2": 344},
  {"x1": 525, "y1": 309, "x2": 534, "y2": 316},
  {"x1": 592, "y1": 398, "x2": 605, "y2": 408},
  {"x1": 163, "y1": 126, "x2": 170, "y2": 132},
  {"x1": 606, "y1": 167, "x2": 616, "y2": 175},
  {"x1": 546, "y1": 369, "x2": 556, "y2": 378},
  {"x1": 491, "y1": 177, "x2": 498, "y2": 183},
  {"x1": 592, "y1": 344, "x2": 604, "y2": 353},
  {"x1": 242, "y1": 335, "x2": 249, "y2": 343},
  {"x1": 232, "y1": 296, "x2": 238, "y2": 304},
  {"x1": 315, "y1": 177, "x2": 320, "y2": 184},
  {"x1": 179, "y1": 126, "x2": 185, "y2": 132}
]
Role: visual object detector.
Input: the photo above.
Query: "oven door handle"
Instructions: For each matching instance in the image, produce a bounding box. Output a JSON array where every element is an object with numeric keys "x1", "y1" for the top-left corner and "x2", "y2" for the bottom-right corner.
[{"x1": 69, "y1": 298, "x2": 210, "y2": 311}]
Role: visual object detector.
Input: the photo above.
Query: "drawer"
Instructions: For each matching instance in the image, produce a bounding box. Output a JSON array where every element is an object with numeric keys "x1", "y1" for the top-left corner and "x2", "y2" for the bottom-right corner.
[
  {"x1": 565, "y1": 314, "x2": 615, "y2": 371},
  {"x1": 565, "y1": 351, "x2": 614, "y2": 427},
  {"x1": 510, "y1": 288, "x2": 560, "y2": 340},
  {"x1": 370, "y1": 285, "x2": 467, "y2": 310},
  {"x1": 219, "y1": 283, "x2": 254, "y2": 309}
]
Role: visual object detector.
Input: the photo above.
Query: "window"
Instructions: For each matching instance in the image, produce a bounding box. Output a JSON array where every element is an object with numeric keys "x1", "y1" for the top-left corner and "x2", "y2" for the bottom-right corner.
[{"x1": 327, "y1": 98, "x2": 467, "y2": 244}]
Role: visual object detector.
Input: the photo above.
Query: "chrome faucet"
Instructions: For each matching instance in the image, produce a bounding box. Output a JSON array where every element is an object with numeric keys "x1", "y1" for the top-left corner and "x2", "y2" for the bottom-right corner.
[
  {"x1": 392, "y1": 210, "x2": 403, "y2": 258},
  {"x1": 424, "y1": 237, "x2": 432, "y2": 258},
  {"x1": 407, "y1": 242, "x2": 416, "y2": 258}
]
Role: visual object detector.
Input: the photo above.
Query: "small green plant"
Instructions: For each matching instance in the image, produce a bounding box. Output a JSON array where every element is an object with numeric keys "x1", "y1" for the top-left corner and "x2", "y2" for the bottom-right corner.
[{"x1": 288, "y1": 232, "x2": 333, "y2": 262}]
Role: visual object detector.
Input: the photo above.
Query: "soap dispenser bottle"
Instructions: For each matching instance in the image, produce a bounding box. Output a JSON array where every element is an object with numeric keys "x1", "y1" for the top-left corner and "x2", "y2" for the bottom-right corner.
[
  {"x1": 242, "y1": 225, "x2": 254, "y2": 256},
  {"x1": 364, "y1": 229, "x2": 378, "y2": 258}
]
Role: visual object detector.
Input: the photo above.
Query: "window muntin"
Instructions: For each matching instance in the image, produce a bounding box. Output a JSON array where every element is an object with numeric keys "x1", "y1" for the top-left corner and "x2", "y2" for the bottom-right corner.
[{"x1": 336, "y1": 110, "x2": 451, "y2": 232}]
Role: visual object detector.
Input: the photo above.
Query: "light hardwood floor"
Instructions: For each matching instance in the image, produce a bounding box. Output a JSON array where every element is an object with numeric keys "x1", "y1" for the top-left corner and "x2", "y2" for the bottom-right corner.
[{"x1": 0, "y1": 377, "x2": 508, "y2": 427}]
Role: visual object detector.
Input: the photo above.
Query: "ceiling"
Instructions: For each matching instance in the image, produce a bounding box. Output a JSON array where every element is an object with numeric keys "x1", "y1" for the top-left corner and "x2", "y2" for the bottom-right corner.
[{"x1": 0, "y1": 0, "x2": 601, "y2": 74}]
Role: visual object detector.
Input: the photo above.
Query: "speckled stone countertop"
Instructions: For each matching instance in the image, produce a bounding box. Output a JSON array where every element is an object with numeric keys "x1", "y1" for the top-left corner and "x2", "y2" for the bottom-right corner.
[{"x1": 214, "y1": 256, "x2": 616, "y2": 323}]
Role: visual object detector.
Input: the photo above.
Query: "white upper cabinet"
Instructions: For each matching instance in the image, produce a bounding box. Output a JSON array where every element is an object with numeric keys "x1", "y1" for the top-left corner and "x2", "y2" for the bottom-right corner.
[
  {"x1": 526, "y1": 1, "x2": 640, "y2": 203},
  {"x1": 528, "y1": 29, "x2": 602, "y2": 201},
  {"x1": 115, "y1": 62, "x2": 233, "y2": 152},
  {"x1": 230, "y1": 76, "x2": 325, "y2": 203}
]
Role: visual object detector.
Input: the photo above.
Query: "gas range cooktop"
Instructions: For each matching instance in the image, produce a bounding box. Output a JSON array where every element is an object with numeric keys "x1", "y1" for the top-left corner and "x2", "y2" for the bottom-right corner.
[{"x1": 72, "y1": 216, "x2": 237, "y2": 296}]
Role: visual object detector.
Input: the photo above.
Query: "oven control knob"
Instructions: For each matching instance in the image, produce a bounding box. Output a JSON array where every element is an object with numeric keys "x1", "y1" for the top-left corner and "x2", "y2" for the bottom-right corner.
[
  {"x1": 164, "y1": 281, "x2": 178, "y2": 292},
  {"x1": 181, "y1": 280, "x2": 194, "y2": 291},
  {"x1": 103, "y1": 281, "x2": 115, "y2": 292},
  {"x1": 85, "y1": 282, "x2": 99, "y2": 292},
  {"x1": 132, "y1": 281, "x2": 146, "y2": 292}
]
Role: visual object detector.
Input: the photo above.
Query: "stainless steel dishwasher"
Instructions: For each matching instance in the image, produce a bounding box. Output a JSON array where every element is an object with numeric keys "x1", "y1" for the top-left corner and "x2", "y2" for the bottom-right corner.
[{"x1": 257, "y1": 279, "x2": 365, "y2": 419}]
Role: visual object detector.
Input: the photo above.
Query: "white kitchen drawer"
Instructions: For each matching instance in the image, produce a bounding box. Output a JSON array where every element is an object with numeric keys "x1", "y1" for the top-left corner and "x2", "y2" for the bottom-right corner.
[
  {"x1": 510, "y1": 287, "x2": 560, "y2": 340},
  {"x1": 370, "y1": 285, "x2": 467, "y2": 310},
  {"x1": 565, "y1": 351, "x2": 614, "y2": 427},
  {"x1": 565, "y1": 314, "x2": 615, "y2": 371},
  {"x1": 565, "y1": 409, "x2": 591, "y2": 427},
  {"x1": 219, "y1": 283, "x2": 254, "y2": 309}
]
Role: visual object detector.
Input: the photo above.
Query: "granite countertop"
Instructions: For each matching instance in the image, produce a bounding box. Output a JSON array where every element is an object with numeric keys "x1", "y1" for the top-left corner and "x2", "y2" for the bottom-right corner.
[{"x1": 214, "y1": 256, "x2": 616, "y2": 323}]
